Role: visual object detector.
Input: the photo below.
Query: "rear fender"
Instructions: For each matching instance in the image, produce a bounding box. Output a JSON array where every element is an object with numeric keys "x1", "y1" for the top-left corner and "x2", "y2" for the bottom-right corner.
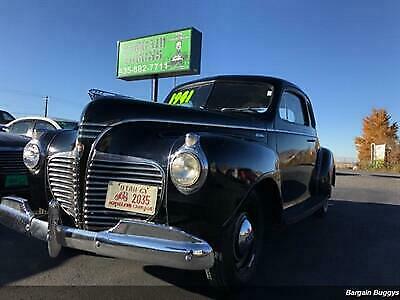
[{"x1": 316, "y1": 147, "x2": 335, "y2": 195}]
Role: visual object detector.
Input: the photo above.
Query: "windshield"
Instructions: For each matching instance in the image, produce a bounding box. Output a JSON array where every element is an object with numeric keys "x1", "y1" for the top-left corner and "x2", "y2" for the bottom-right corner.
[
  {"x1": 164, "y1": 81, "x2": 274, "y2": 112},
  {"x1": 57, "y1": 121, "x2": 78, "y2": 130},
  {"x1": 165, "y1": 82, "x2": 213, "y2": 108}
]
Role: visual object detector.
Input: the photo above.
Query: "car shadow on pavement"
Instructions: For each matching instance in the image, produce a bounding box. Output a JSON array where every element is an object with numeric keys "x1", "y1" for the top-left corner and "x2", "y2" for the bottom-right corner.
[
  {"x1": 144, "y1": 199, "x2": 400, "y2": 297},
  {"x1": 1, "y1": 199, "x2": 400, "y2": 295},
  {"x1": 0, "y1": 225, "x2": 75, "y2": 286}
]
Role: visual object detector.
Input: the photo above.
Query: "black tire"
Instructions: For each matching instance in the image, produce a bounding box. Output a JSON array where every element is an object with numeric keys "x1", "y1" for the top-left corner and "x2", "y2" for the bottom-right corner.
[
  {"x1": 315, "y1": 196, "x2": 329, "y2": 218},
  {"x1": 315, "y1": 173, "x2": 332, "y2": 218},
  {"x1": 207, "y1": 192, "x2": 265, "y2": 289}
]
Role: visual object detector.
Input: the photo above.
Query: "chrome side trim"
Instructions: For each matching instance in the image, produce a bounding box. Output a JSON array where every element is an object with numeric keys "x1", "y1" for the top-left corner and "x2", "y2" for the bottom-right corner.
[
  {"x1": 268, "y1": 129, "x2": 317, "y2": 138},
  {"x1": 79, "y1": 122, "x2": 107, "y2": 127},
  {"x1": 111, "y1": 118, "x2": 266, "y2": 131},
  {"x1": 78, "y1": 120, "x2": 318, "y2": 141},
  {"x1": 78, "y1": 119, "x2": 265, "y2": 142}
]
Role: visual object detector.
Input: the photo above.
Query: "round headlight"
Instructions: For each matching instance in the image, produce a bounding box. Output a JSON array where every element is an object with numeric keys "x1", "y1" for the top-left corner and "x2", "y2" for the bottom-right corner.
[
  {"x1": 170, "y1": 152, "x2": 201, "y2": 187},
  {"x1": 23, "y1": 142, "x2": 41, "y2": 169}
]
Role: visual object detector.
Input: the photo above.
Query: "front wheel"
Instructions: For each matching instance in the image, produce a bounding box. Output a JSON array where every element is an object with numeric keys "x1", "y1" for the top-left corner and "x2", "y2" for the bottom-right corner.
[{"x1": 207, "y1": 194, "x2": 265, "y2": 289}]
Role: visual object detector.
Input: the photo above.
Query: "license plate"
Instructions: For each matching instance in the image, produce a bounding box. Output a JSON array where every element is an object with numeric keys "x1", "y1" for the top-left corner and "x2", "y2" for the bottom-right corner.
[
  {"x1": 105, "y1": 181, "x2": 158, "y2": 216},
  {"x1": 4, "y1": 174, "x2": 28, "y2": 188}
]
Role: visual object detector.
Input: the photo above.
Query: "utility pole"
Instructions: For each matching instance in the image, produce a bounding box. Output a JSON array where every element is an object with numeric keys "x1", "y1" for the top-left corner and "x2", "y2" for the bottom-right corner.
[{"x1": 43, "y1": 96, "x2": 49, "y2": 117}]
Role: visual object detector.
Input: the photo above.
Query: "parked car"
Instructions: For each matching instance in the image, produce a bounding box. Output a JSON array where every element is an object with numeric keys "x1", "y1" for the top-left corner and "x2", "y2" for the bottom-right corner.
[
  {"x1": 0, "y1": 132, "x2": 31, "y2": 198},
  {"x1": 0, "y1": 110, "x2": 15, "y2": 125},
  {"x1": 0, "y1": 110, "x2": 15, "y2": 132},
  {"x1": 2, "y1": 117, "x2": 78, "y2": 137},
  {"x1": 0, "y1": 76, "x2": 335, "y2": 288}
]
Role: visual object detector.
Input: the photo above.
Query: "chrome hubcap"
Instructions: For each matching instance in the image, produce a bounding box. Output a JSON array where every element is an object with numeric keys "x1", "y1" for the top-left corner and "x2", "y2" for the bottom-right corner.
[{"x1": 237, "y1": 216, "x2": 254, "y2": 258}]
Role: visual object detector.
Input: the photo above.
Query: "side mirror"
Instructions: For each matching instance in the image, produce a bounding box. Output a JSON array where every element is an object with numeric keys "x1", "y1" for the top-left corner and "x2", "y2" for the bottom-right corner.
[{"x1": 0, "y1": 126, "x2": 8, "y2": 132}]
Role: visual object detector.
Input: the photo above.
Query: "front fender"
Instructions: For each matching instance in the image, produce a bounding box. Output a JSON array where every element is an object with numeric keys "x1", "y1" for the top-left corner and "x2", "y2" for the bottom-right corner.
[
  {"x1": 168, "y1": 133, "x2": 281, "y2": 230},
  {"x1": 93, "y1": 123, "x2": 281, "y2": 242}
]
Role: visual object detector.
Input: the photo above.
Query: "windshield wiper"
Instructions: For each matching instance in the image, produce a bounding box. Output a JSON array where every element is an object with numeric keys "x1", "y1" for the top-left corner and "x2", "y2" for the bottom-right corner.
[{"x1": 220, "y1": 107, "x2": 268, "y2": 113}]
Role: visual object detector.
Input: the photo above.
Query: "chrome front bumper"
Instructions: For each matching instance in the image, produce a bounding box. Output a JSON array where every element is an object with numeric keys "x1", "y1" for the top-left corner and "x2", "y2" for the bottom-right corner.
[{"x1": 0, "y1": 196, "x2": 214, "y2": 270}]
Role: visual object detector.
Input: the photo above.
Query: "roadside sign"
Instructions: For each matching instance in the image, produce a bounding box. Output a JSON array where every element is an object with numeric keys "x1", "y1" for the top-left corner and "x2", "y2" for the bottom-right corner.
[
  {"x1": 117, "y1": 28, "x2": 202, "y2": 81},
  {"x1": 371, "y1": 143, "x2": 386, "y2": 162},
  {"x1": 375, "y1": 144, "x2": 386, "y2": 160}
]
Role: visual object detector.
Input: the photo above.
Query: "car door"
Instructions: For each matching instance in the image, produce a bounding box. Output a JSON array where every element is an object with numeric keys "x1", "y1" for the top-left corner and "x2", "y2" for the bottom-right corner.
[{"x1": 275, "y1": 88, "x2": 317, "y2": 208}]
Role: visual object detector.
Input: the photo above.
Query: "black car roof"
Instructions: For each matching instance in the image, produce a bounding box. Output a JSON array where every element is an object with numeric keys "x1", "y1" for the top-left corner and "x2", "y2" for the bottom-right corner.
[{"x1": 174, "y1": 75, "x2": 301, "y2": 91}]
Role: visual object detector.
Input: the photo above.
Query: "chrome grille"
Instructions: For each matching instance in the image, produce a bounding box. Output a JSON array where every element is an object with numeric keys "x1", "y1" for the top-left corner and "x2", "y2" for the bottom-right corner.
[
  {"x1": 84, "y1": 151, "x2": 165, "y2": 231},
  {"x1": 0, "y1": 150, "x2": 27, "y2": 174},
  {"x1": 47, "y1": 152, "x2": 79, "y2": 221},
  {"x1": 78, "y1": 123, "x2": 108, "y2": 140}
]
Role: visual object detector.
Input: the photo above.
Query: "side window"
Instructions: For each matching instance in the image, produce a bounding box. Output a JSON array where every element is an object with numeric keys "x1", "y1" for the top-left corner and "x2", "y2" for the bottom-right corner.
[
  {"x1": 2, "y1": 112, "x2": 14, "y2": 123},
  {"x1": 34, "y1": 121, "x2": 56, "y2": 132},
  {"x1": 306, "y1": 101, "x2": 316, "y2": 128},
  {"x1": 8, "y1": 120, "x2": 33, "y2": 135},
  {"x1": 279, "y1": 92, "x2": 307, "y2": 125}
]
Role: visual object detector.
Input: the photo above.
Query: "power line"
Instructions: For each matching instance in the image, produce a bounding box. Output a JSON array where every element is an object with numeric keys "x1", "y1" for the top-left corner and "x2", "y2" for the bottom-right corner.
[
  {"x1": 0, "y1": 88, "x2": 44, "y2": 98},
  {"x1": 0, "y1": 88, "x2": 85, "y2": 106}
]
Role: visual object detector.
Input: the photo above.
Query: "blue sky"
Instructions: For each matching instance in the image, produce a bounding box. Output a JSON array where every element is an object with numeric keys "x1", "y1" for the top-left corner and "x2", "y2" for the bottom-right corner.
[{"x1": 0, "y1": 0, "x2": 399, "y2": 159}]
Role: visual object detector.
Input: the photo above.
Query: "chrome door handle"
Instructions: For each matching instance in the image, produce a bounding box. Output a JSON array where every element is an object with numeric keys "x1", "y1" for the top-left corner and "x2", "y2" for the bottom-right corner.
[{"x1": 307, "y1": 138, "x2": 316, "y2": 143}]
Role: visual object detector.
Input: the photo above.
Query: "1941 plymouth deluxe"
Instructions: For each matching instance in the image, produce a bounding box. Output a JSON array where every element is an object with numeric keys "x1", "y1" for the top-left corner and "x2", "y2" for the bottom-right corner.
[{"x1": 0, "y1": 75, "x2": 335, "y2": 288}]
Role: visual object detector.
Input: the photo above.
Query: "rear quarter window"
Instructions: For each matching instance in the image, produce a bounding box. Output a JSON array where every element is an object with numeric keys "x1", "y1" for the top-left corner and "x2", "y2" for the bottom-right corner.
[{"x1": 279, "y1": 92, "x2": 308, "y2": 125}]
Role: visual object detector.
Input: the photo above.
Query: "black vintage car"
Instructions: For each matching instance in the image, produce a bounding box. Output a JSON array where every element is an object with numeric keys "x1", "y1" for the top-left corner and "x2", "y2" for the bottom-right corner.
[
  {"x1": 0, "y1": 110, "x2": 15, "y2": 125},
  {"x1": 0, "y1": 132, "x2": 31, "y2": 198},
  {"x1": 0, "y1": 76, "x2": 335, "y2": 288},
  {"x1": 0, "y1": 110, "x2": 15, "y2": 132}
]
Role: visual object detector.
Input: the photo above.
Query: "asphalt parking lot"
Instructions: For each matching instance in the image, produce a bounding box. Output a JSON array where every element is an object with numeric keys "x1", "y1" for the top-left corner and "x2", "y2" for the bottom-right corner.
[{"x1": 0, "y1": 173, "x2": 399, "y2": 298}]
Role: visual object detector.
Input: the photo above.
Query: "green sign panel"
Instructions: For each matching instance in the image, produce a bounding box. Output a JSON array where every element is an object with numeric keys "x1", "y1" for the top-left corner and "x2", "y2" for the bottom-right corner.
[{"x1": 117, "y1": 28, "x2": 202, "y2": 81}]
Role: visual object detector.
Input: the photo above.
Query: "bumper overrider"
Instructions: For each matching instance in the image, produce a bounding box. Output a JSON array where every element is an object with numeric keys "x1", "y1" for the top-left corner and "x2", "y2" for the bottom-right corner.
[{"x1": 0, "y1": 196, "x2": 214, "y2": 270}]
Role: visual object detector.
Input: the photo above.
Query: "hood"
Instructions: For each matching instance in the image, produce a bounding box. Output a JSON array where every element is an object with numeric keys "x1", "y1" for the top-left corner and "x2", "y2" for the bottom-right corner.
[
  {"x1": 81, "y1": 97, "x2": 271, "y2": 130},
  {"x1": 0, "y1": 132, "x2": 30, "y2": 149}
]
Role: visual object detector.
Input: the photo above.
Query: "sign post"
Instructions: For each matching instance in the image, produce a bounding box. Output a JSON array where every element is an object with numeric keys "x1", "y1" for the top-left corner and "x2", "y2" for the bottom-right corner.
[
  {"x1": 370, "y1": 143, "x2": 376, "y2": 162},
  {"x1": 151, "y1": 76, "x2": 159, "y2": 102},
  {"x1": 116, "y1": 28, "x2": 202, "y2": 102}
]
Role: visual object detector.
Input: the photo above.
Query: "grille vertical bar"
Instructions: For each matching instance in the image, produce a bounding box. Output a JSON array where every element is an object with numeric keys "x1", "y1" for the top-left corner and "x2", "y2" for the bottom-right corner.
[
  {"x1": 47, "y1": 152, "x2": 79, "y2": 222},
  {"x1": 84, "y1": 151, "x2": 165, "y2": 231}
]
